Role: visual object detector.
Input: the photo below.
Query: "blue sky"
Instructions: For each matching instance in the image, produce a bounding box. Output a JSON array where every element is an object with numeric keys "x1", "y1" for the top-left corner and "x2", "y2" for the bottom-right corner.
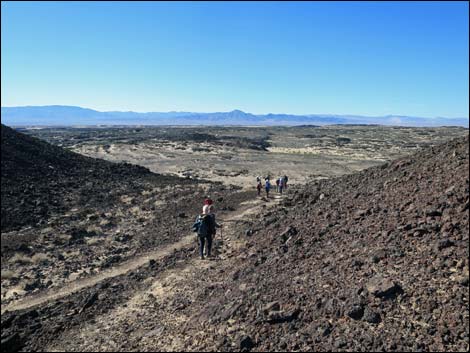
[{"x1": 1, "y1": 1, "x2": 469, "y2": 118}]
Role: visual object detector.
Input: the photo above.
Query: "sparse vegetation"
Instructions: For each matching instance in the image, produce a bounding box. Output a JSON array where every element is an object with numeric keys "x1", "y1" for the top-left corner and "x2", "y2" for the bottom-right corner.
[
  {"x1": 86, "y1": 237, "x2": 103, "y2": 246},
  {"x1": 31, "y1": 253, "x2": 51, "y2": 265},
  {"x1": 1, "y1": 125, "x2": 468, "y2": 352},
  {"x1": 10, "y1": 253, "x2": 33, "y2": 265},
  {"x1": 1, "y1": 269, "x2": 17, "y2": 280}
]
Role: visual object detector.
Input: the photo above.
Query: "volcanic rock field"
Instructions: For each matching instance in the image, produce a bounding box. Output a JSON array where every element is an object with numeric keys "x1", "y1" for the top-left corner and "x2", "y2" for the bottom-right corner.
[{"x1": 1, "y1": 124, "x2": 469, "y2": 352}]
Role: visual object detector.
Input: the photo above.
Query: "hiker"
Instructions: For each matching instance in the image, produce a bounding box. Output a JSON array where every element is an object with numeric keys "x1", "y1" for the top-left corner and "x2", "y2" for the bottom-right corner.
[
  {"x1": 192, "y1": 209, "x2": 216, "y2": 260},
  {"x1": 257, "y1": 180, "x2": 262, "y2": 196},
  {"x1": 265, "y1": 179, "x2": 271, "y2": 198},
  {"x1": 256, "y1": 176, "x2": 261, "y2": 183},
  {"x1": 205, "y1": 205, "x2": 221, "y2": 257},
  {"x1": 283, "y1": 175, "x2": 288, "y2": 190},
  {"x1": 275, "y1": 178, "x2": 280, "y2": 192},
  {"x1": 278, "y1": 176, "x2": 284, "y2": 195}
]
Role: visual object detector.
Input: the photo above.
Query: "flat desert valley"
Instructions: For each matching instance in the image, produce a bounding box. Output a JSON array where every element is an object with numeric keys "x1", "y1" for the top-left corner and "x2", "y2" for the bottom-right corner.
[{"x1": 20, "y1": 125, "x2": 468, "y2": 186}]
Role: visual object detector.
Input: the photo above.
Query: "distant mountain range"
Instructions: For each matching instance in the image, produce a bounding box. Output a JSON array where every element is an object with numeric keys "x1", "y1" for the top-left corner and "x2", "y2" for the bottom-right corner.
[{"x1": 1, "y1": 105, "x2": 468, "y2": 127}]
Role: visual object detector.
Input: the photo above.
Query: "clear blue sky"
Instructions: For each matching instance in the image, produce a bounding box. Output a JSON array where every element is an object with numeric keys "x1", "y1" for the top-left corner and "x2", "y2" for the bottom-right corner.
[{"x1": 1, "y1": 1, "x2": 469, "y2": 118}]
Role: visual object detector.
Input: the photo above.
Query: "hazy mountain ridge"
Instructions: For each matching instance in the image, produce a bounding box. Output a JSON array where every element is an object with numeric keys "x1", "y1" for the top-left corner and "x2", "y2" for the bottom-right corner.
[{"x1": 1, "y1": 105, "x2": 468, "y2": 127}]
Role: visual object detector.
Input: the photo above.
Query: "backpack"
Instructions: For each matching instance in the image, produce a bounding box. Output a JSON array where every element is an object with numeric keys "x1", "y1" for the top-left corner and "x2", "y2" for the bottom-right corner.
[{"x1": 193, "y1": 214, "x2": 213, "y2": 237}]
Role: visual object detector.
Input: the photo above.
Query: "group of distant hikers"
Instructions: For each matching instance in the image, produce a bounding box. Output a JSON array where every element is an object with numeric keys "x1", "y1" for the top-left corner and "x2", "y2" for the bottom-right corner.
[
  {"x1": 191, "y1": 196, "x2": 221, "y2": 260},
  {"x1": 191, "y1": 175, "x2": 288, "y2": 260},
  {"x1": 256, "y1": 175, "x2": 288, "y2": 197}
]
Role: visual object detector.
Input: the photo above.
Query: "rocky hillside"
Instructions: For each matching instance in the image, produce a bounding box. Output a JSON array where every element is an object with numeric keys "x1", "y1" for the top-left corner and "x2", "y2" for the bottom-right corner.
[
  {"x1": 1, "y1": 124, "x2": 195, "y2": 231},
  {"x1": 184, "y1": 135, "x2": 469, "y2": 351},
  {"x1": 1, "y1": 130, "x2": 468, "y2": 352}
]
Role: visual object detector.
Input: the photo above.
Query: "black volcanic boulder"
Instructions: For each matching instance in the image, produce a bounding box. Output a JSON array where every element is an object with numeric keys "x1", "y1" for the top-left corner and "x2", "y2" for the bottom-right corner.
[{"x1": 366, "y1": 276, "x2": 403, "y2": 299}]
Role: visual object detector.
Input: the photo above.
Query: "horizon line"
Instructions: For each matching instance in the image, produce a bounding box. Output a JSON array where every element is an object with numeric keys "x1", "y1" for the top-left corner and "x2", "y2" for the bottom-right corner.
[{"x1": 2, "y1": 105, "x2": 469, "y2": 120}]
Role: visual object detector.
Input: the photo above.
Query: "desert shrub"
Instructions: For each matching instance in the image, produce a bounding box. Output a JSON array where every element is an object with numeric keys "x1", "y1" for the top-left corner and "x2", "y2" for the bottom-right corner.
[
  {"x1": 31, "y1": 253, "x2": 51, "y2": 265},
  {"x1": 86, "y1": 237, "x2": 103, "y2": 246},
  {"x1": 1, "y1": 269, "x2": 17, "y2": 279},
  {"x1": 10, "y1": 253, "x2": 33, "y2": 265}
]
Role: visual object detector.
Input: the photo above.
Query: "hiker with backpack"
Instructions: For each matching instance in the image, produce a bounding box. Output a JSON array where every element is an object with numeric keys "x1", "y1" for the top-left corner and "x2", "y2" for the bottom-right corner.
[
  {"x1": 192, "y1": 207, "x2": 217, "y2": 260},
  {"x1": 265, "y1": 179, "x2": 271, "y2": 198}
]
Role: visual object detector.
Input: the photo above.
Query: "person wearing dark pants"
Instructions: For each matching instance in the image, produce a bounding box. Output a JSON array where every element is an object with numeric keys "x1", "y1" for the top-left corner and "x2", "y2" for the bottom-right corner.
[
  {"x1": 265, "y1": 179, "x2": 271, "y2": 198},
  {"x1": 192, "y1": 212, "x2": 216, "y2": 260},
  {"x1": 257, "y1": 181, "x2": 262, "y2": 196},
  {"x1": 198, "y1": 233, "x2": 213, "y2": 259}
]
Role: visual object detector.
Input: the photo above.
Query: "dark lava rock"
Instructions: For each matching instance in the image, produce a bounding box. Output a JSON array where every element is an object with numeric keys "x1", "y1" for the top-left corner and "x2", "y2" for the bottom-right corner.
[
  {"x1": 79, "y1": 292, "x2": 99, "y2": 313},
  {"x1": 115, "y1": 234, "x2": 130, "y2": 243},
  {"x1": 426, "y1": 210, "x2": 442, "y2": 217},
  {"x1": 239, "y1": 335, "x2": 255, "y2": 351},
  {"x1": 69, "y1": 228, "x2": 96, "y2": 242},
  {"x1": 1, "y1": 333, "x2": 23, "y2": 352},
  {"x1": 266, "y1": 308, "x2": 301, "y2": 324},
  {"x1": 1, "y1": 314, "x2": 17, "y2": 330},
  {"x1": 16, "y1": 244, "x2": 32, "y2": 254},
  {"x1": 346, "y1": 304, "x2": 365, "y2": 320},
  {"x1": 366, "y1": 276, "x2": 403, "y2": 299},
  {"x1": 316, "y1": 321, "x2": 333, "y2": 337},
  {"x1": 23, "y1": 280, "x2": 41, "y2": 292},
  {"x1": 280, "y1": 226, "x2": 298, "y2": 243},
  {"x1": 101, "y1": 255, "x2": 122, "y2": 268},
  {"x1": 436, "y1": 238, "x2": 455, "y2": 250},
  {"x1": 363, "y1": 307, "x2": 381, "y2": 324},
  {"x1": 264, "y1": 216, "x2": 277, "y2": 227}
]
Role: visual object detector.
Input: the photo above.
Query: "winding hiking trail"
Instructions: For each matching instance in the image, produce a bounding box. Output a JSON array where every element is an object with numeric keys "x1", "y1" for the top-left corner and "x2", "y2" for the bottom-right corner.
[
  {"x1": 41, "y1": 194, "x2": 285, "y2": 351},
  {"x1": 2, "y1": 194, "x2": 283, "y2": 317},
  {"x1": 37, "y1": 194, "x2": 285, "y2": 352}
]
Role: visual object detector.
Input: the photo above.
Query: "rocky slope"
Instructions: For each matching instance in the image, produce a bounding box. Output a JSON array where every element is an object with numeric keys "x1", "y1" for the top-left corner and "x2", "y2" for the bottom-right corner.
[
  {"x1": 1, "y1": 131, "x2": 468, "y2": 352},
  {"x1": 180, "y1": 135, "x2": 469, "y2": 351},
  {"x1": 1, "y1": 124, "x2": 189, "y2": 232},
  {"x1": 1, "y1": 124, "x2": 252, "y2": 318}
]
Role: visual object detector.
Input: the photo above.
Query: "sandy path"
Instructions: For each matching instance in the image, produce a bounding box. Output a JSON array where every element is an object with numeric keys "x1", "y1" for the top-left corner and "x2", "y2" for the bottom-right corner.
[
  {"x1": 2, "y1": 194, "x2": 283, "y2": 314},
  {"x1": 44, "y1": 194, "x2": 284, "y2": 351}
]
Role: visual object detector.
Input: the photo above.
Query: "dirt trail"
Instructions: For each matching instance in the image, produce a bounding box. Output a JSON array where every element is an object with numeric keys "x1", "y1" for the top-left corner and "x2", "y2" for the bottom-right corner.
[
  {"x1": 2, "y1": 194, "x2": 283, "y2": 315},
  {"x1": 44, "y1": 194, "x2": 284, "y2": 351}
]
